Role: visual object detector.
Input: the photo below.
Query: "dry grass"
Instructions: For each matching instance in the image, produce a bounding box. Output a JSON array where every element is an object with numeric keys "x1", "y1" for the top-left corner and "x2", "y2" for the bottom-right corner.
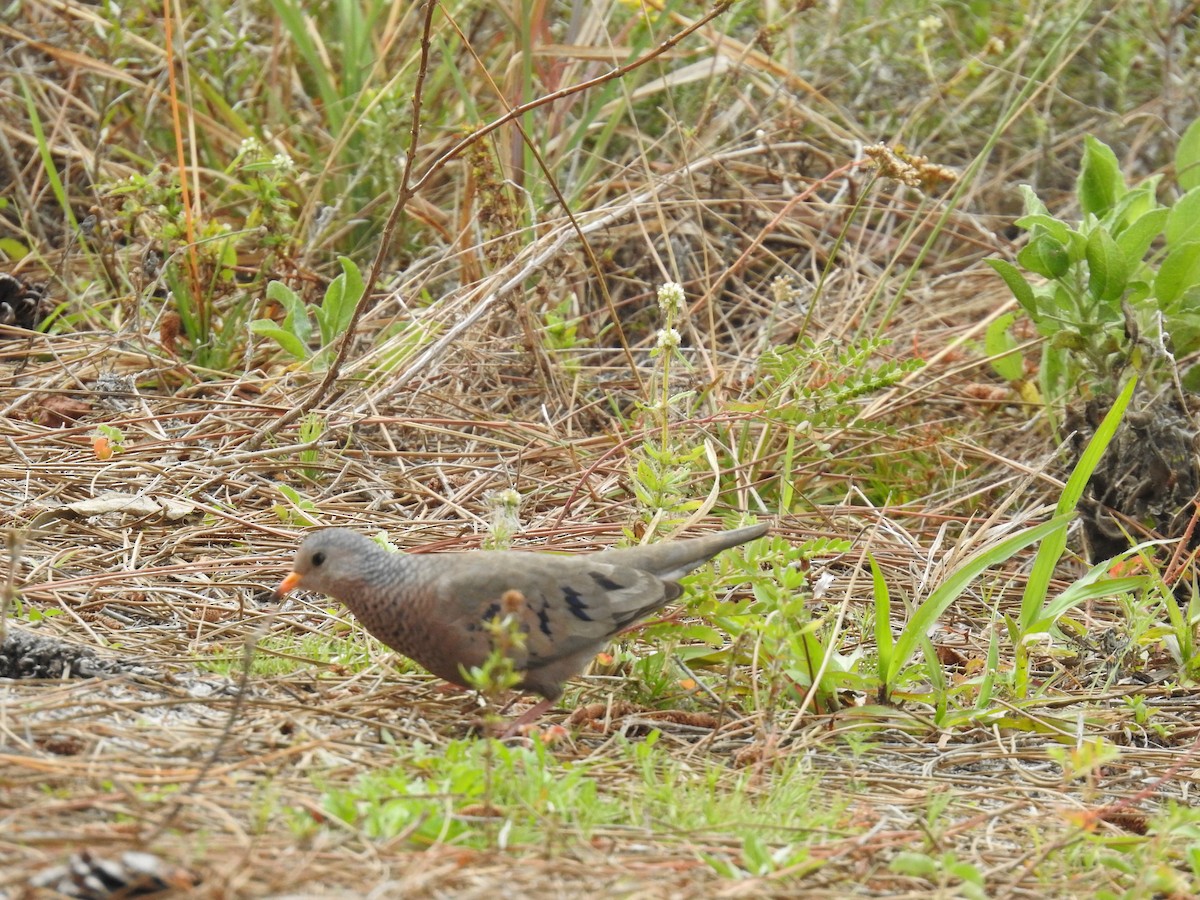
[{"x1": 4, "y1": 310, "x2": 1192, "y2": 896}]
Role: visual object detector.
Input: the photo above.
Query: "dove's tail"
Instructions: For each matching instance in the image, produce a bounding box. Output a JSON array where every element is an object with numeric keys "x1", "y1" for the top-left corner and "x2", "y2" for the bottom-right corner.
[{"x1": 594, "y1": 523, "x2": 769, "y2": 582}]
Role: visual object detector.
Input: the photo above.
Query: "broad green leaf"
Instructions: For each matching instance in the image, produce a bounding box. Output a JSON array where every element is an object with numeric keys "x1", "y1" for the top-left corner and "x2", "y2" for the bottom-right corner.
[
  {"x1": 891, "y1": 852, "x2": 938, "y2": 878},
  {"x1": 1185, "y1": 363, "x2": 1200, "y2": 393},
  {"x1": 1166, "y1": 290, "x2": 1200, "y2": 355},
  {"x1": 1013, "y1": 214, "x2": 1071, "y2": 244},
  {"x1": 267, "y1": 280, "x2": 313, "y2": 345},
  {"x1": 1017, "y1": 234, "x2": 1070, "y2": 279},
  {"x1": 1085, "y1": 227, "x2": 1129, "y2": 304},
  {"x1": 1106, "y1": 177, "x2": 1162, "y2": 234},
  {"x1": 266, "y1": 279, "x2": 298, "y2": 305},
  {"x1": 985, "y1": 312, "x2": 1025, "y2": 381},
  {"x1": 332, "y1": 256, "x2": 364, "y2": 335},
  {"x1": 985, "y1": 259, "x2": 1037, "y2": 316},
  {"x1": 281, "y1": 294, "x2": 312, "y2": 345},
  {"x1": 1176, "y1": 117, "x2": 1200, "y2": 191},
  {"x1": 1066, "y1": 227, "x2": 1088, "y2": 264},
  {"x1": 315, "y1": 274, "x2": 345, "y2": 346},
  {"x1": 1154, "y1": 242, "x2": 1200, "y2": 308},
  {"x1": 1018, "y1": 184, "x2": 1050, "y2": 217},
  {"x1": 1169, "y1": 286, "x2": 1200, "y2": 316},
  {"x1": 1077, "y1": 135, "x2": 1126, "y2": 217},
  {"x1": 316, "y1": 257, "x2": 365, "y2": 345},
  {"x1": 1122, "y1": 279, "x2": 1151, "y2": 304},
  {"x1": 1115, "y1": 207, "x2": 1168, "y2": 268},
  {"x1": 249, "y1": 320, "x2": 310, "y2": 360},
  {"x1": 0, "y1": 237, "x2": 29, "y2": 259},
  {"x1": 1166, "y1": 187, "x2": 1200, "y2": 248}
]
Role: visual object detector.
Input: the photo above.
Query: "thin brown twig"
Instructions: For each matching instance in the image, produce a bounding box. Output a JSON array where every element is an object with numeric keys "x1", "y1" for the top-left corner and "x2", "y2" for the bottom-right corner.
[
  {"x1": 161, "y1": 0, "x2": 201, "y2": 329},
  {"x1": 0, "y1": 529, "x2": 22, "y2": 645}
]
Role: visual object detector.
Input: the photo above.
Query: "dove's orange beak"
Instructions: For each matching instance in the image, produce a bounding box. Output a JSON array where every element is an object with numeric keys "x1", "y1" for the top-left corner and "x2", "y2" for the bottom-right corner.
[{"x1": 274, "y1": 571, "x2": 303, "y2": 600}]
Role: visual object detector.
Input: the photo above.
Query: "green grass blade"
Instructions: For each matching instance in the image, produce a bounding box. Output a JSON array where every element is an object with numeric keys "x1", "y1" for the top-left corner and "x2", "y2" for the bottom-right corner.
[
  {"x1": 19, "y1": 79, "x2": 77, "y2": 231},
  {"x1": 887, "y1": 514, "x2": 1072, "y2": 685},
  {"x1": 869, "y1": 554, "x2": 893, "y2": 689},
  {"x1": 1019, "y1": 376, "x2": 1136, "y2": 630}
]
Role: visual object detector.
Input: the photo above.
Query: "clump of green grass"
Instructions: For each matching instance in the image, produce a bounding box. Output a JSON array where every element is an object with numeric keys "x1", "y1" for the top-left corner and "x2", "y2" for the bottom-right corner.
[{"x1": 307, "y1": 731, "x2": 833, "y2": 857}]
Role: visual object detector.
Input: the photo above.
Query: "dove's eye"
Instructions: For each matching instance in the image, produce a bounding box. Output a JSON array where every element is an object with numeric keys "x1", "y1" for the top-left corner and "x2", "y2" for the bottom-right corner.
[{"x1": 312, "y1": 551, "x2": 326, "y2": 567}]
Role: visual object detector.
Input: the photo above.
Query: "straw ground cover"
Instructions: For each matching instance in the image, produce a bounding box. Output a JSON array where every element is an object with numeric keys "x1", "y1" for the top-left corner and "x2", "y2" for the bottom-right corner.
[{"x1": 4, "y1": 1, "x2": 1200, "y2": 896}]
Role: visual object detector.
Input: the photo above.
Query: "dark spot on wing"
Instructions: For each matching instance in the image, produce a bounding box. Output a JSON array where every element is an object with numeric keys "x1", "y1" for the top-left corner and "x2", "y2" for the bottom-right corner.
[
  {"x1": 562, "y1": 586, "x2": 593, "y2": 622},
  {"x1": 480, "y1": 602, "x2": 500, "y2": 622},
  {"x1": 590, "y1": 571, "x2": 626, "y2": 592},
  {"x1": 538, "y1": 602, "x2": 552, "y2": 637}
]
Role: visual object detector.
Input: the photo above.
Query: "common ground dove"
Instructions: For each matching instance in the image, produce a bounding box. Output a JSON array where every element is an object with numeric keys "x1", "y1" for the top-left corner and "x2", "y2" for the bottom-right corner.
[{"x1": 274, "y1": 523, "x2": 768, "y2": 726}]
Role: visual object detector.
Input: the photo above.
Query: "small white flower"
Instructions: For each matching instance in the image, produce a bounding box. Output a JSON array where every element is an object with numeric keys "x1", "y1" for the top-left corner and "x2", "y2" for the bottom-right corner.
[
  {"x1": 271, "y1": 153, "x2": 295, "y2": 173},
  {"x1": 488, "y1": 488, "x2": 522, "y2": 513},
  {"x1": 239, "y1": 136, "x2": 263, "y2": 156},
  {"x1": 486, "y1": 488, "x2": 522, "y2": 547},
  {"x1": 771, "y1": 276, "x2": 794, "y2": 305},
  {"x1": 917, "y1": 15, "x2": 941, "y2": 33},
  {"x1": 656, "y1": 282, "x2": 685, "y2": 319},
  {"x1": 656, "y1": 327, "x2": 682, "y2": 350},
  {"x1": 812, "y1": 570, "x2": 836, "y2": 600}
]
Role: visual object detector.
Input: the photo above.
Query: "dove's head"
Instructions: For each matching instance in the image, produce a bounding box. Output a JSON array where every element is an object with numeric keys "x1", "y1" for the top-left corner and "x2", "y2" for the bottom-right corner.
[{"x1": 274, "y1": 528, "x2": 388, "y2": 601}]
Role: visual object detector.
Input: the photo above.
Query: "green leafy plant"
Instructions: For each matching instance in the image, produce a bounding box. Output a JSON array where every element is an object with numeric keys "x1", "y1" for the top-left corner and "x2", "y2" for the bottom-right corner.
[
  {"x1": 877, "y1": 381, "x2": 1147, "y2": 709},
  {"x1": 735, "y1": 333, "x2": 925, "y2": 512},
  {"x1": 625, "y1": 282, "x2": 713, "y2": 533},
  {"x1": 272, "y1": 484, "x2": 321, "y2": 526},
  {"x1": 890, "y1": 850, "x2": 987, "y2": 900},
  {"x1": 1154, "y1": 570, "x2": 1200, "y2": 679},
  {"x1": 227, "y1": 137, "x2": 298, "y2": 250},
  {"x1": 705, "y1": 383, "x2": 1147, "y2": 723},
  {"x1": 314, "y1": 738, "x2": 621, "y2": 846},
  {"x1": 702, "y1": 834, "x2": 818, "y2": 879},
  {"x1": 987, "y1": 118, "x2": 1200, "y2": 424},
  {"x1": 251, "y1": 256, "x2": 363, "y2": 370},
  {"x1": 460, "y1": 611, "x2": 526, "y2": 710},
  {"x1": 196, "y1": 631, "x2": 376, "y2": 678},
  {"x1": 540, "y1": 295, "x2": 586, "y2": 374},
  {"x1": 297, "y1": 414, "x2": 325, "y2": 479},
  {"x1": 482, "y1": 488, "x2": 522, "y2": 551},
  {"x1": 713, "y1": 533, "x2": 854, "y2": 714},
  {"x1": 103, "y1": 163, "x2": 255, "y2": 371}
]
